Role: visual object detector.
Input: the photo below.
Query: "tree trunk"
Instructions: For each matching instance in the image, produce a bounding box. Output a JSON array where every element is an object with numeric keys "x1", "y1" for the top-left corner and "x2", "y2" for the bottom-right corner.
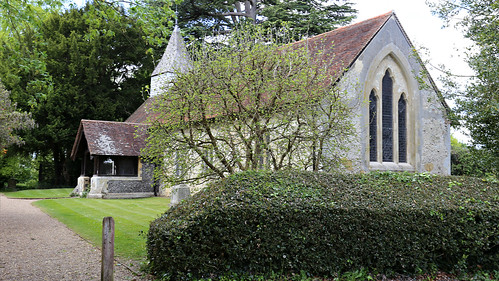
[
  {"x1": 245, "y1": 0, "x2": 257, "y2": 22},
  {"x1": 63, "y1": 156, "x2": 72, "y2": 185},
  {"x1": 38, "y1": 161, "x2": 45, "y2": 183},
  {"x1": 52, "y1": 146, "x2": 68, "y2": 186}
]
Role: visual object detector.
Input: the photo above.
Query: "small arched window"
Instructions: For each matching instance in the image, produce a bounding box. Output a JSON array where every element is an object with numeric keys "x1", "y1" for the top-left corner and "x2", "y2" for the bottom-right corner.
[
  {"x1": 369, "y1": 91, "x2": 377, "y2": 162},
  {"x1": 382, "y1": 70, "x2": 393, "y2": 162},
  {"x1": 398, "y1": 95, "x2": 407, "y2": 163}
]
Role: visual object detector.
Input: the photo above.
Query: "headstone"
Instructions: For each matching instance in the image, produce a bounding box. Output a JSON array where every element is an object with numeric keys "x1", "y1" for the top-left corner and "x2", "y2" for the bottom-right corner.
[{"x1": 170, "y1": 184, "x2": 190, "y2": 207}]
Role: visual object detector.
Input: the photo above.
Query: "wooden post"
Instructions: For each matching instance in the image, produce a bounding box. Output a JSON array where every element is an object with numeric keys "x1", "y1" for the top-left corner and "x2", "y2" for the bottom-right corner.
[{"x1": 102, "y1": 217, "x2": 114, "y2": 281}]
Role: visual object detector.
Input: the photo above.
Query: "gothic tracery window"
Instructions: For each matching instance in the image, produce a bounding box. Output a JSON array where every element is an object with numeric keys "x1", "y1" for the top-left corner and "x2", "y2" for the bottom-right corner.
[{"x1": 369, "y1": 68, "x2": 409, "y2": 165}]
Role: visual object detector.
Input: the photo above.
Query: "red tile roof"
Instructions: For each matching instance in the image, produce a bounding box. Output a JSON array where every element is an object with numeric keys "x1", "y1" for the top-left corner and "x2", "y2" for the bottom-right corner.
[
  {"x1": 71, "y1": 120, "x2": 148, "y2": 160},
  {"x1": 125, "y1": 97, "x2": 159, "y2": 124},
  {"x1": 294, "y1": 11, "x2": 392, "y2": 80}
]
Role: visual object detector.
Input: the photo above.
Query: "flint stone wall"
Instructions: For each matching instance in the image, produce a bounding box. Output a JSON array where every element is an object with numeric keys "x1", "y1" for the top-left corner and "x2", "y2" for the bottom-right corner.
[{"x1": 107, "y1": 163, "x2": 155, "y2": 193}]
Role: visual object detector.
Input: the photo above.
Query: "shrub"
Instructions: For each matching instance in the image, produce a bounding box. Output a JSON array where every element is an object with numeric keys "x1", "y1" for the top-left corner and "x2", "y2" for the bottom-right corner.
[
  {"x1": 147, "y1": 171, "x2": 499, "y2": 279},
  {"x1": 451, "y1": 136, "x2": 497, "y2": 177}
]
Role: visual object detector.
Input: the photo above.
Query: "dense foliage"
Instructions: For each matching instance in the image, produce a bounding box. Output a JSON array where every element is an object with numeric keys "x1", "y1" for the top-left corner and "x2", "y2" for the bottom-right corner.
[
  {"x1": 429, "y1": 0, "x2": 499, "y2": 175},
  {"x1": 451, "y1": 136, "x2": 496, "y2": 177},
  {"x1": 147, "y1": 171, "x2": 499, "y2": 279},
  {"x1": 0, "y1": 152, "x2": 37, "y2": 189},
  {"x1": 0, "y1": 83, "x2": 35, "y2": 150},
  {"x1": 0, "y1": 3, "x2": 156, "y2": 185},
  {"x1": 176, "y1": 0, "x2": 357, "y2": 39},
  {"x1": 0, "y1": 0, "x2": 177, "y2": 47},
  {"x1": 0, "y1": 83, "x2": 35, "y2": 188}
]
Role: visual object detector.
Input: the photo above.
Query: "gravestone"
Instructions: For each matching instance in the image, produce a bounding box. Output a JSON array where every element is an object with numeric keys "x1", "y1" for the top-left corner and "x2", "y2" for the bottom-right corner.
[{"x1": 170, "y1": 184, "x2": 190, "y2": 207}]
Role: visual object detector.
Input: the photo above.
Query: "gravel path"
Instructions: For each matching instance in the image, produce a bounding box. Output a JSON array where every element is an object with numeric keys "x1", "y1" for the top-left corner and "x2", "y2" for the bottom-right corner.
[{"x1": 0, "y1": 194, "x2": 150, "y2": 280}]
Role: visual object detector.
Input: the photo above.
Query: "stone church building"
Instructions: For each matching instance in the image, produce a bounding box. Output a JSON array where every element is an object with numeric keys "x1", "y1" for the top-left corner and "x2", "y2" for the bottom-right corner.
[{"x1": 71, "y1": 12, "x2": 451, "y2": 198}]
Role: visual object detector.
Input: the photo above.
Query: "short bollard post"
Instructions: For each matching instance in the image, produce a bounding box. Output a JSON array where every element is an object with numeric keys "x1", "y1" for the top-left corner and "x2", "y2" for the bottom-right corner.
[{"x1": 102, "y1": 217, "x2": 115, "y2": 281}]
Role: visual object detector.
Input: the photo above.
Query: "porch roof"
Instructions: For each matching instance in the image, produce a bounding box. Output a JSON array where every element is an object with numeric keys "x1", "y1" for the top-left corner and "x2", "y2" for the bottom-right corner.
[{"x1": 71, "y1": 120, "x2": 148, "y2": 160}]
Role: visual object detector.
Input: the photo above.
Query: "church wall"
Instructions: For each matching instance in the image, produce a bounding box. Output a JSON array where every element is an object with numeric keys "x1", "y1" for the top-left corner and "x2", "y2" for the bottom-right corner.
[
  {"x1": 334, "y1": 64, "x2": 364, "y2": 173},
  {"x1": 154, "y1": 16, "x2": 451, "y2": 181},
  {"x1": 339, "y1": 17, "x2": 450, "y2": 175},
  {"x1": 419, "y1": 87, "x2": 451, "y2": 174},
  {"x1": 106, "y1": 162, "x2": 155, "y2": 193}
]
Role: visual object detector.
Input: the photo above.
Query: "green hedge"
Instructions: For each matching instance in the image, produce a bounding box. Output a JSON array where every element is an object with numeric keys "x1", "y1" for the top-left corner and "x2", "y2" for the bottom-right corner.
[{"x1": 147, "y1": 171, "x2": 499, "y2": 279}]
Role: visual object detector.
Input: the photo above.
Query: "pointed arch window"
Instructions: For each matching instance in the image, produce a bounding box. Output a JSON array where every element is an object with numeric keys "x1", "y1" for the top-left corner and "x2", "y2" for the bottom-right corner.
[
  {"x1": 398, "y1": 95, "x2": 407, "y2": 163},
  {"x1": 369, "y1": 91, "x2": 377, "y2": 162},
  {"x1": 369, "y1": 68, "x2": 410, "y2": 166},
  {"x1": 382, "y1": 70, "x2": 393, "y2": 162}
]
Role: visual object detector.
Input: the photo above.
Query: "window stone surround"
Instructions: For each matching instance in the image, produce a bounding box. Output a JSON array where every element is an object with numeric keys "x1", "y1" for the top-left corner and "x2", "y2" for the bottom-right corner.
[{"x1": 362, "y1": 44, "x2": 420, "y2": 172}]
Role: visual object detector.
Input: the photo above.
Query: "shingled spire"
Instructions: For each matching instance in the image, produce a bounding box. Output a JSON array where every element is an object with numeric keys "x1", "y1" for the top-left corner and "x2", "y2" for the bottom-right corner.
[{"x1": 150, "y1": 25, "x2": 191, "y2": 97}]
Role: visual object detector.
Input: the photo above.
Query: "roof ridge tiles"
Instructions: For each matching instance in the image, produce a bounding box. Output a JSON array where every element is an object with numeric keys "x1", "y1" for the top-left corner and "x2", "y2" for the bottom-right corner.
[
  {"x1": 81, "y1": 119, "x2": 147, "y2": 126},
  {"x1": 292, "y1": 11, "x2": 393, "y2": 46}
]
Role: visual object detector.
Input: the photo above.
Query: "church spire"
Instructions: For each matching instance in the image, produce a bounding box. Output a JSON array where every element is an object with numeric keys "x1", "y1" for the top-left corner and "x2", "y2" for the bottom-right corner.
[{"x1": 150, "y1": 25, "x2": 191, "y2": 97}]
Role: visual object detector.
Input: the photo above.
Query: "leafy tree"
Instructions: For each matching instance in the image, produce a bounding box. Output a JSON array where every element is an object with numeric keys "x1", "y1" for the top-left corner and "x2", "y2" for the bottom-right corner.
[
  {"x1": 144, "y1": 25, "x2": 355, "y2": 186},
  {"x1": 0, "y1": 0, "x2": 178, "y2": 45},
  {"x1": 0, "y1": 83, "x2": 35, "y2": 189},
  {"x1": 0, "y1": 83, "x2": 35, "y2": 150},
  {"x1": 0, "y1": 151, "x2": 37, "y2": 189},
  {"x1": 0, "y1": 4, "x2": 156, "y2": 185},
  {"x1": 260, "y1": 0, "x2": 357, "y2": 37},
  {"x1": 0, "y1": 0, "x2": 64, "y2": 108},
  {"x1": 176, "y1": 0, "x2": 357, "y2": 38},
  {"x1": 0, "y1": 0, "x2": 176, "y2": 107},
  {"x1": 429, "y1": 0, "x2": 498, "y2": 175},
  {"x1": 80, "y1": 0, "x2": 179, "y2": 46},
  {"x1": 451, "y1": 136, "x2": 496, "y2": 177}
]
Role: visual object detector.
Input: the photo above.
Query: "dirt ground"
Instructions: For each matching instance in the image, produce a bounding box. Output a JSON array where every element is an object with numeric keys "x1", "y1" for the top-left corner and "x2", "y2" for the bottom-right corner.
[{"x1": 0, "y1": 194, "x2": 150, "y2": 280}]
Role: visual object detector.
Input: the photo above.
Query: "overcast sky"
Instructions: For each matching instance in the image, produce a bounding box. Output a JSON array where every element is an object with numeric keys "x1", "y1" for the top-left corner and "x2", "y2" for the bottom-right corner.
[{"x1": 352, "y1": 0, "x2": 472, "y2": 80}]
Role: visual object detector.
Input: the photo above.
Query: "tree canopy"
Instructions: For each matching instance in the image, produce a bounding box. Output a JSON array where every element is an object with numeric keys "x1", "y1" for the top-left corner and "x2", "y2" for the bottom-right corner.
[
  {"x1": 81, "y1": 0, "x2": 179, "y2": 46},
  {"x1": 429, "y1": 0, "x2": 498, "y2": 175},
  {"x1": 0, "y1": 0, "x2": 176, "y2": 105},
  {"x1": 0, "y1": 2, "x2": 158, "y2": 185},
  {"x1": 177, "y1": 0, "x2": 357, "y2": 39},
  {"x1": 144, "y1": 25, "x2": 355, "y2": 187}
]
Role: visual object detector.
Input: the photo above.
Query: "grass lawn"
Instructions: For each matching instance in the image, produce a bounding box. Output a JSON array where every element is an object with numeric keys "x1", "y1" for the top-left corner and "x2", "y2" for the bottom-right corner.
[
  {"x1": 33, "y1": 197, "x2": 169, "y2": 261},
  {"x1": 1, "y1": 188, "x2": 73, "y2": 199}
]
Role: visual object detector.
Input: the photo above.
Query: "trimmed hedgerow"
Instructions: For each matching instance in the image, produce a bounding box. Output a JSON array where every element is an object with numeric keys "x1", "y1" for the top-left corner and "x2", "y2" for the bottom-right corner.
[{"x1": 147, "y1": 171, "x2": 499, "y2": 279}]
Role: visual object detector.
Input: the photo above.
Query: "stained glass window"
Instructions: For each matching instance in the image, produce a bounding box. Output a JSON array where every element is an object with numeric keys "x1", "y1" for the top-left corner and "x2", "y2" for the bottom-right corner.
[
  {"x1": 382, "y1": 70, "x2": 393, "y2": 162},
  {"x1": 398, "y1": 95, "x2": 407, "y2": 163},
  {"x1": 369, "y1": 90, "x2": 377, "y2": 162}
]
